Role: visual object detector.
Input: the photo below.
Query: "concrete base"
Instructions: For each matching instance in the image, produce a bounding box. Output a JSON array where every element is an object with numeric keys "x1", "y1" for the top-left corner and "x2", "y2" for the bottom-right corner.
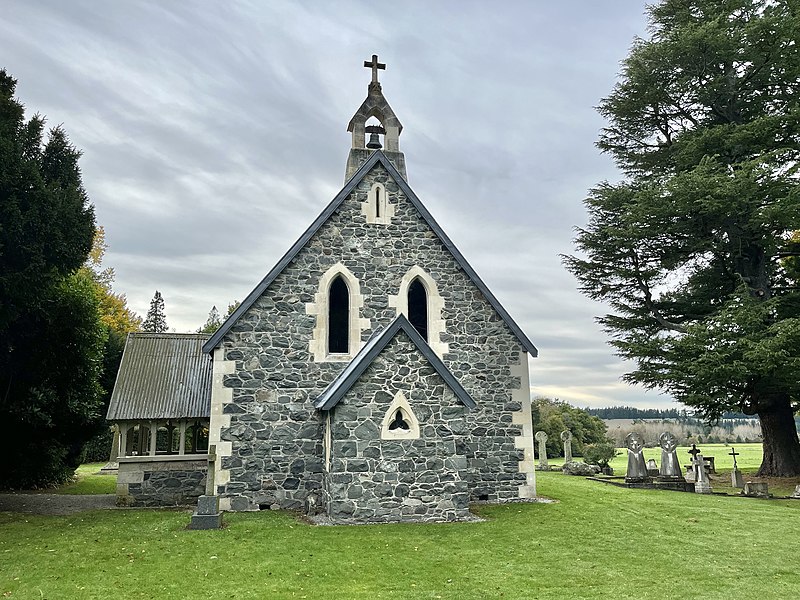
[
  {"x1": 188, "y1": 495, "x2": 223, "y2": 530},
  {"x1": 99, "y1": 462, "x2": 118, "y2": 474},
  {"x1": 654, "y1": 478, "x2": 694, "y2": 492},
  {"x1": 188, "y1": 513, "x2": 223, "y2": 530},
  {"x1": 624, "y1": 476, "x2": 652, "y2": 488}
]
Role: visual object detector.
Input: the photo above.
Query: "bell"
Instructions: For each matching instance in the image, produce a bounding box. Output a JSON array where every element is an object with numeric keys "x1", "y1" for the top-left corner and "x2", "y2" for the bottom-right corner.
[{"x1": 366, "y1": 131, "x2": 382, "y2": 149}]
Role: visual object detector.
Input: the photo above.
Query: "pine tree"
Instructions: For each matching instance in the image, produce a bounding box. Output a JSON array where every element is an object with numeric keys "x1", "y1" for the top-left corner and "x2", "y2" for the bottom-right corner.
[
  {"x1": 197, "y1": 305, "x2": 221, "y2": 334},
  {"x1": 564, "y1": 0, "x2": 800, "y2": 476},
  {"x1": 142, "y1": 291, "x2": 168, "y2": 333}
]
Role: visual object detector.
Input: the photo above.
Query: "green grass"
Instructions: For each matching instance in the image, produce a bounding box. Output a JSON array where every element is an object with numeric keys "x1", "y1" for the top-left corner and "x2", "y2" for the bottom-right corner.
[
  {"x1": 2, "y1": 471, "x2": 800, "y2": 599},
  {"x1": 54, "y1": 463, "x2": 116, "y2": 495}
]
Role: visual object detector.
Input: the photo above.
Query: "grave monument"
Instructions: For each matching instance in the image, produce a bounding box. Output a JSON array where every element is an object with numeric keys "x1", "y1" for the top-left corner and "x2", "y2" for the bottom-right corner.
[
  {"x1": 689, "y1": 445, "x2": 712, "y2": 494},
  {"x1": 624, "y1": 432, "x2": 650, "y2": 484},
  {"x1": 535, "y1": 431, "x2": 549, "y2": 470},
  {"x1": 729, "y1": 447, "x2": 744, "y2": 489},
  {"x1": 561, "y1": 430, "x2": 573, "y2": 463}
]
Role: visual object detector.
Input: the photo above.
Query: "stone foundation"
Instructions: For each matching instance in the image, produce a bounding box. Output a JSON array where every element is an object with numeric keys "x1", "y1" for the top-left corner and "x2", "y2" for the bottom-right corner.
[{"x1": 116, "y1": 456, "x2": 207, "y2": 507}]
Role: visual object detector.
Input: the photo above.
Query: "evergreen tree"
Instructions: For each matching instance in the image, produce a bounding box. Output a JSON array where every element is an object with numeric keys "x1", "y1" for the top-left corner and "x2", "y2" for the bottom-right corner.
[
  {"x1": 142, "y1": 291, "x2": 167, "y2": 333},
  {"x1": 564, "y1": 1, "x2": 800, "y2": 475},
  {"x1": 197, "y1": 305, "x2": 221, "y2": 334},
  {"x1": 0, "y1": 69, "x2": 105, "y2": 487}
]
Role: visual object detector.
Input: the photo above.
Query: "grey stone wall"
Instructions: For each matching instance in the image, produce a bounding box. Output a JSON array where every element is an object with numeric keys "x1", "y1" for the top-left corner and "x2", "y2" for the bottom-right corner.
[
  {"x1": 116, "y1": 459, "x2": 206, "y2": 507},
  {"x1": 217, "y1": 161, "x2": 528, "y2": 512},
  {"x1": 326, "y1": 332, "x2": 470, "y2": 523}
]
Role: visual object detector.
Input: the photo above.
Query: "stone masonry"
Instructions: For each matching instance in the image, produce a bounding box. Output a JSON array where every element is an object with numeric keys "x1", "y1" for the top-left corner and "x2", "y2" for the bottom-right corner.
[
  {"x1": 326, "y1": 331, "x2": 471, "y2": 523},
  {"x1": 116, "y1": 458, "x2": 207, "y2": 507},
  {"x1": 213, "y1": 160, "x2": 532, "y2": 513}
]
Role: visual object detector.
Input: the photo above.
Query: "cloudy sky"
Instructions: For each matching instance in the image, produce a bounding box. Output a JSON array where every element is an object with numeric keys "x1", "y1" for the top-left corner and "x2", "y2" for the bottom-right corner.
[{"x1": 2, "y1": 0, "x2": 677, "y2": 409}]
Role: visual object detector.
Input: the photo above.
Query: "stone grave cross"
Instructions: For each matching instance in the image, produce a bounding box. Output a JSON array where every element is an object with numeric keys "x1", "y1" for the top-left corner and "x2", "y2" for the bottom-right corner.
[
  {"x1": 535, "y1": 431, "x2": 549, "y2": 470},
  {"x1": 364, "y1": 54, "x2": 386, "y2": 84},
  {"x1": 729, "y1": 447, "x2": 744, "y2": 489},
  {"x1": 205, "y1": 444, "x2": 217, "y2": 496},
  {"x1": 691, "y1": 447, "x2": 712, "y2": 494},
  {"x1": 561, "y1": 430, "x2": 573, "y2": 463}
]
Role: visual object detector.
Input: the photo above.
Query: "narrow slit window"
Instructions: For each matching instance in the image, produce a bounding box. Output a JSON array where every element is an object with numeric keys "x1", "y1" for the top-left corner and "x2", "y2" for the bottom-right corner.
[
  {"x1": 407, "y1": 278, "x2": 428, "y2": 342},
  {"x1": 375, "y1": 186, "x2": 381, "y2": 218},
  {"x1": 328, "y1": 275, "x2": 349, "y2": 353}
]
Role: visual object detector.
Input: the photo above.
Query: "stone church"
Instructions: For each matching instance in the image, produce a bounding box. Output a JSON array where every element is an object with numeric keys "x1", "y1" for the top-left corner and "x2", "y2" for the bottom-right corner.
[{"x1": 108, "y1": 56, "x2": 538, "y2": 523}]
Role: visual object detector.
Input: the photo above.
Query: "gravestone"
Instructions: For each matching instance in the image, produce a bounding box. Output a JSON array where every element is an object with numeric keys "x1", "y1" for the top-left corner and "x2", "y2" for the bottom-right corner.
[
  {"x1": 657, "y1": 432, "x2": 684, "y2": 479},
  {"x1": 560, "y1": 430, "x2": 573, "y2": 463},
  {"x1": 189, "y1": 445, "x2": 224, "y2": 530},
  {"x1": 741, "y1": 481, "x2": 770, "y2": 498},
  {"x1": 535, "y1": 431, "x2": 549, "y2": 470},
  {"x1": 791, "y1": 485, "x2": 800, "y2": 499},
  {"x1": 624, "y1": 432, "x2": 650, "y2": 483},
  {"x1": 691, "y1": 449, "x2": 712, "y2": 494},
  {"x1": 646, "y1": 458, "x2": 659, "y2": 477},
  {"x1": 729, "y1": 447, "x2": 744, "y2": 489}
]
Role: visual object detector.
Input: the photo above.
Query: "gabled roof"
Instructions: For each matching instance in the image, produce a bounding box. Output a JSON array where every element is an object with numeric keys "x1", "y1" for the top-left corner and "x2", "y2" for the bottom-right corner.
[
  {"x1": 107, "y1": 333, "x2": 212, "y2": 421},
  {"x1": 315, "y1": 315, "x2": 476, "y2": 411},
  {"x1": 203, "y1": 151, "x2": 538, "y2": 357}
]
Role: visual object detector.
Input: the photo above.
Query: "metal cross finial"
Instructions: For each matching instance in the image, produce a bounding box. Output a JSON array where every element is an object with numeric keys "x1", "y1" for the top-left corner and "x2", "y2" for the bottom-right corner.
[
  {"x1": 364, "y1": 54, "x2": 386, "y2": 84},
  {"x1": 688, "y1": 443, "x2": 701, "y2": 460},
  {"x1": 729, "y1": 446, "x2": 740, "y2": 469}
]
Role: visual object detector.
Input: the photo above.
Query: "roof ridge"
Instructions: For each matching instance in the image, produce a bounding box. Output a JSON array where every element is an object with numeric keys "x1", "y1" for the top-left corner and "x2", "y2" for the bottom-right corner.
[
  {"x1": 314, "y1": 314, "x2": 476, "y2": 411},
  {"x1": 203, "y1": 151, "x2": 537, "y2": 357}
]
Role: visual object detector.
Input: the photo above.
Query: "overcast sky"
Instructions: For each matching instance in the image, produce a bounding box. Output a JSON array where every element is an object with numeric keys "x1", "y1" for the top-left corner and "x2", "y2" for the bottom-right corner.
[{"x1": 2, "y1": 0, "x2": 679, "y2": 409}]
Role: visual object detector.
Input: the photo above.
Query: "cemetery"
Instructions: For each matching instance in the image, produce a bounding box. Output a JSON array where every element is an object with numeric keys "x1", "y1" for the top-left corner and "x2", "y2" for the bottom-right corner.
[{"x1": 2, "y1": 443, "x2": 800, "y2": 599}]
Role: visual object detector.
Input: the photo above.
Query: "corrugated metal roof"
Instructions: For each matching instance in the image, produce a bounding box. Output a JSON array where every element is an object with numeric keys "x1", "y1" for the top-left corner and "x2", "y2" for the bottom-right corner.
[{"x1": 106, "y1": 333, "x2": 212, "y2": 421}]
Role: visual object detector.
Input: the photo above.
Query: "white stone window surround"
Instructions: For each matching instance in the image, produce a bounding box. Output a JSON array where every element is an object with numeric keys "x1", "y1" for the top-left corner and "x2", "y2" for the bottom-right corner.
[
  {"x1": 388, "y1": 266, "x2": 448, "y2": 358},
  {"x1": 361, "y1": 182, "x2": 395, "y2": 225},
  {"x1": 380, "y1": 391, "x2": 420, "y2": 440},
  {"x1": 307, "y1": 263, "x2": 370, "y2": 362}
]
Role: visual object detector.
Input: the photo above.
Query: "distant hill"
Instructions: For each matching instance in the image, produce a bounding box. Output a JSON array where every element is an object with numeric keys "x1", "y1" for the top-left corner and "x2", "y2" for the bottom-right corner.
[{"x1": 585, "y1": 406, "x2": 754, "y2": 420}]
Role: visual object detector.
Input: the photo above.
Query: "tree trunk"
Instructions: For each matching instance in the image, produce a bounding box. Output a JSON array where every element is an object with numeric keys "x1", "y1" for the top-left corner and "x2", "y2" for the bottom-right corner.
[{"x1": 756, "y1": 399, "x2": 800, "y2": 477}]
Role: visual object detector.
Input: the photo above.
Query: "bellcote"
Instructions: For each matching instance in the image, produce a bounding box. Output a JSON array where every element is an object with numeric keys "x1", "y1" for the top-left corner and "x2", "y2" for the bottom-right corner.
[{"x1": 345, "y1": 55, "x2": 407, "y2": 182}]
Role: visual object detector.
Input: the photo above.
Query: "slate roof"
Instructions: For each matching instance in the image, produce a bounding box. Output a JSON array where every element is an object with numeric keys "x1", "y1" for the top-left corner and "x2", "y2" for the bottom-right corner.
[
  {"x1": 315, "y1": 315, "x2": 477, "y2": 411},
  {"x1": 106, "y1": 333, "x2": 212, "y2": 421},
  {"x1": 204, "y1": 151, "x2": 538, "y2": 357}
]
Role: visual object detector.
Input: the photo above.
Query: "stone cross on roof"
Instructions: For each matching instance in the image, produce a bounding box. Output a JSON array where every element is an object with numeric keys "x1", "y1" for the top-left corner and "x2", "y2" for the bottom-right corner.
[{"x1": 364, "y1": 54, "x2": 386, "y2": 84}]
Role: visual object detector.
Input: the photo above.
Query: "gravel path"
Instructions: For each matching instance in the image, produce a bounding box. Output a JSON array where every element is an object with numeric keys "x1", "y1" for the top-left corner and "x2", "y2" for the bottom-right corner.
[{"x1": 0, "y1": 493, "x2": 117, "y2": 516}]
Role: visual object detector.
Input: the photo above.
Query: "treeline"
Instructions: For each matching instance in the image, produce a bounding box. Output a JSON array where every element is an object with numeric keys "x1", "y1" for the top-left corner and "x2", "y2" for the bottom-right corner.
[{"x1": 586, "y1": 406, "x2": 757, "y2": 421}]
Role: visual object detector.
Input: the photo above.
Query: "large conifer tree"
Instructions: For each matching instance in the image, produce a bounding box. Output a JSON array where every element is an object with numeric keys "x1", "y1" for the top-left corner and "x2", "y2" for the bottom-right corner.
[
  {"x1": 565, "y1": 1, "x2": 800, "y2": 475},
  {"x1": 0, "y1": 69, "x2": 105, "y2": 487},
  {"x1": 142, "y1": 290, "x2": 168, "y2": 333}
]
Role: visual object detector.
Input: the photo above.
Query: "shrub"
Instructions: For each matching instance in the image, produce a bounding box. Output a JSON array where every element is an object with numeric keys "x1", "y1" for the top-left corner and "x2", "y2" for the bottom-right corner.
[{"x1": 583, "y1": 442, "x2": 618, "y2": 468}]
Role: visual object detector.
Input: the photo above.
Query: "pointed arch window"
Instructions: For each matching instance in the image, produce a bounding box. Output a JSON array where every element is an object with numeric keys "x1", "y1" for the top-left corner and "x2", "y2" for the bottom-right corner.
[
  {"x1": 328, "y1": 275, "x2": 349, "y2": 354},
  {"x1": 407, "y1": 278, "x2": 428, "y2": 342}
]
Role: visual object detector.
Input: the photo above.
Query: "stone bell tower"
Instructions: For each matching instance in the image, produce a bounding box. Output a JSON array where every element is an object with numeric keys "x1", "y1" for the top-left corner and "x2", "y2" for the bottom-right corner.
[{"x1": 345, "y1": 54, "x2": 407, "y2": 182}]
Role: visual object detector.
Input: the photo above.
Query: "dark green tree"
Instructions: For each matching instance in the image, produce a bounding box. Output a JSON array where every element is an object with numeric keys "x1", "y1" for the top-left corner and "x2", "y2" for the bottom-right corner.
[
  {"x1": 142, "y1": 290, "x2": 167, "y2": 333},
  {"x1": 564, "y1": 1, "x2": 800, "y2": 475},
  {"x1": 0, "y1": 69, "x2": 105, "y2": 487},
  {"x1": 531, "y1": 397, "x2": 609, "y2": 458}
]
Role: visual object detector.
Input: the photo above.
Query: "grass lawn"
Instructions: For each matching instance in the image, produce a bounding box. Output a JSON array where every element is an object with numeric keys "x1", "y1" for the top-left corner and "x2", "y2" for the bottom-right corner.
[
  {"x1": 2, "y1": 471, "x2": 800, "y2": 599},
  {"x1": 53, "y1": 463, "x2": 116, "y2": 495}
]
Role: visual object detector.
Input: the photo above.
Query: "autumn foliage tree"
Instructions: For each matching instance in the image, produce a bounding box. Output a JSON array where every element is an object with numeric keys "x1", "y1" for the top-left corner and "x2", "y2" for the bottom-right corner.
[{"x1": 565, "y1": 1, "x2": 800, "y2": 475}]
